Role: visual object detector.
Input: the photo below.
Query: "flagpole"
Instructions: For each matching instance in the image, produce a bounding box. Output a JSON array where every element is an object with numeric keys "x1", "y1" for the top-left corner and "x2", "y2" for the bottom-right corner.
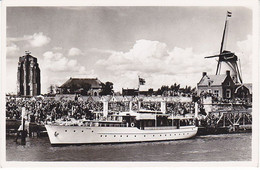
[
  {"x1": 138, "y1": 75, "x2": 140, "y2": 91},
  {"x1": 138, "y1": 75, "x2": 140, "y2": 96}
]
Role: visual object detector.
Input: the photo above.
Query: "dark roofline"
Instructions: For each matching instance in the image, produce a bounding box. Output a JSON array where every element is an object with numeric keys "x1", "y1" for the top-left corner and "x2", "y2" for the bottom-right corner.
[{"x1": 59, "y1": 77, "x2": 102, "y2": 88}]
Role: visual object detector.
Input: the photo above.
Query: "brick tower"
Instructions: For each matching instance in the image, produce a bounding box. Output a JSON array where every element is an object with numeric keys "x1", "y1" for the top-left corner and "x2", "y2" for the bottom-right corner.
[{"x1": 17, "y1": 51, "x2": 41, "y2": 96}]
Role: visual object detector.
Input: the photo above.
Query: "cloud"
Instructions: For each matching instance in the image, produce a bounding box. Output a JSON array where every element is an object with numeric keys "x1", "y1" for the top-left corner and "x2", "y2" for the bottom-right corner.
[
  {"x1": 28, "y1": 32, "x2": 51, "y2": 47},
  {"x1": 42, "y1": 51, "x2": 86, "y2": 73},
  {"x1": 87, "y1": 48, "x2": 115, "y2": 54},
  {"x1": 68, "y1": 47, "x2": 83, "y2": 56},
  {"x1": 7, "y1": 32, "x2": 51, "y2": 47},
  {"x1": 6, "y1": 42, "x2": 20, "y2": 56},
  {"x1": 53, "y1": 46, "x2": 63, "y2": 50},
  {"x1": 41, "y1": 51, "x2": 92, "y2": 93},
  {"x1": 96, "y1": 39, "x2": 216, "y2": 91}
]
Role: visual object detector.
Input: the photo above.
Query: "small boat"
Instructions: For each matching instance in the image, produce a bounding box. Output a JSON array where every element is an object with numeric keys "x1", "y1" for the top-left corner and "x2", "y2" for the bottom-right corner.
[{"x1": 45, "y1": 110, "x2": 198, "y2": 145}]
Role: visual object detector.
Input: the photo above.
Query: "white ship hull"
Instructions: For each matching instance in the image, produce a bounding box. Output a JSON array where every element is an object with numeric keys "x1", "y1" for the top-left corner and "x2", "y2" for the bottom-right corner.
[{"x1": 45, "y1": 125, "x2": 198, "y2": 145}]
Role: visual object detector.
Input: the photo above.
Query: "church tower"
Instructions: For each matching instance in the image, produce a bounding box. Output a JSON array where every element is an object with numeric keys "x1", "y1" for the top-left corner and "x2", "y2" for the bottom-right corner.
[{"x1": 17, "y1": 51, "x2": 41, "y2": 96}]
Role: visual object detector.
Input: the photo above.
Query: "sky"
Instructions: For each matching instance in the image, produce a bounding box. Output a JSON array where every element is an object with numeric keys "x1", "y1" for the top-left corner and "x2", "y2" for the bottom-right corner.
[{"x1": 6, "y1": 6, "x2": 253, "y2": 94}]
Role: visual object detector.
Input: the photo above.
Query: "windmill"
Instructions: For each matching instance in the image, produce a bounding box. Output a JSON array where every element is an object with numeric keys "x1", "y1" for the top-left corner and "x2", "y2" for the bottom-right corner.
[{"x1": 205, "y1": 11, "x2": 243, "y2": 84}]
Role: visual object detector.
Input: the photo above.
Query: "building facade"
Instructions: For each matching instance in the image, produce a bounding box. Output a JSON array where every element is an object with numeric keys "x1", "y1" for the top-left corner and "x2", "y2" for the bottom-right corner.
[
  {"x1": 197, "y1": 71, "x2": 236, "y2": 99},
  {"x1": 17, "y1": 52, "x2": 41, "y2": 96},
  {"x1": 234, "y1": 83, "x2": 252, "y2": 103}
]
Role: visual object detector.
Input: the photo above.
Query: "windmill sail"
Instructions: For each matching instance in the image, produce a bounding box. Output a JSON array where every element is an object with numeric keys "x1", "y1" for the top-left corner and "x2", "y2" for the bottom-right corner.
[{"x1": 204, "y1": 11, "x2": 243, "y2": 84}]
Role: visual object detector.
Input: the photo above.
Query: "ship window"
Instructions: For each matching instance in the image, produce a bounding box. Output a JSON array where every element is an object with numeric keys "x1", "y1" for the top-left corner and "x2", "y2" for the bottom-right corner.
[
  {"x1": 65, "y1": 130, "x2": 67, "y2": 132},
  {"x1": 82, "y1": 130, "x2": 84, "y2": 132},
  {"x1": 74, "y1": 130, "x2": 76, "y2": 132},
  {"x1": 105, "y1": 135, "x2": 107, "y2": 137},
  {"x1": 100, "y1": 135, "x2": 102, "y2": 137},
  {"x1": 170, "y1": 134, "x2": 171, "y2": 136},
  {"x1": 165, "y1": 134, "x2": 167, "y2": 136},
  {"x1": 114, "y1": 135, "x2": 116, "y2": 137},
  {"x1": 144, "y1": 135, "x2": 146, "y2": 137},
  {"x1": 120, "y1": 135, "x2": 122, "y2": 137},
  {"x1": 160, "y1": 135, "x2": 162, "y2": 136},
  {"x1": 134, "y1": 135, "x2": 136, "y2": 137},
  {"x1": 153, "y1": 135, "x2": 155, "y2": 137},
  {"x1": 126, "y1": 135, "x2": 128, "y2": 137}
]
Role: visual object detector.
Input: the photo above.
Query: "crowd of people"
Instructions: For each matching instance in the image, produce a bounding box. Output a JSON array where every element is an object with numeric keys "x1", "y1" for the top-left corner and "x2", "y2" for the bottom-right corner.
[
  {"x1": 6, "y1": 96, "x2": 196, "y2": 124},
  {"x1": 6, "y1": 97, "x2": 104, "y2": 124},
  {"x1": 6, "y1": 92, "x2": 251, "y2": 126}
]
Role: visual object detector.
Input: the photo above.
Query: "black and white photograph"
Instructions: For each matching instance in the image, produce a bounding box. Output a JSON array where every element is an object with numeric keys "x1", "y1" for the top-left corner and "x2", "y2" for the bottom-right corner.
[{"x1": 0, "y1": 0, "x2": 259, "y2": 167}]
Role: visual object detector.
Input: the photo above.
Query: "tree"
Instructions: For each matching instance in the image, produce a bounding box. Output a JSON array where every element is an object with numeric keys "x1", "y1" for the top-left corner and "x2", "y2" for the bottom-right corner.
[
  {"x1": 48, "y1": 84, "x2": 59, "y2": 95},
  {"x1": 156, "y1": 88, "x2": 163, "y2": 95},
  {"x1": 100, "y1": 82, "x2": 114, "y2": 95}
]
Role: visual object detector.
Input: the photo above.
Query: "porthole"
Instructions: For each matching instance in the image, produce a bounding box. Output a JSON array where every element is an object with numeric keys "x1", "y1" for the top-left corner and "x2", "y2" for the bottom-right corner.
[
  {"x1": 120, "y1": 135, "x2": 122, "y2": 137},
  {"x1": 160, "y1": 135, "x2": 162, "y2": 136},
  {"x1": 165, "y1": 134, "x2": 167, "y2": 136},
  {"x1": 114, "y1": 135, "x2": 116, "y2": 137},
  {"x1": 74, "y1": 130, "x2": 76, "y2": 132},
  {"x1": 134, "y1": 135, "x2": 136, "y2": 137},
  {"x1": 100, "y1": 135, "x2": 102, "y2": 137},
  {"x1": 170, "y1": 134, "x2": 171, "y2": 136},
  {"x1": 153, "y1": 135, "x2": 155, "y2": 137},
  {"x1": 82, "y1": 130, "x2": 84, "y2": 132},
  {"x1": 105, "y1": 135, "x2": 107, "y2": 137},
  {"x1": 144, "y1": 135, "x2": 146, "y2": 137},
  {"x1": 126, "y1": 135, "x2": 128, "y2": 137},
  {"x1": 65, "y1": 130, "x2": 67, "y2": 132}
]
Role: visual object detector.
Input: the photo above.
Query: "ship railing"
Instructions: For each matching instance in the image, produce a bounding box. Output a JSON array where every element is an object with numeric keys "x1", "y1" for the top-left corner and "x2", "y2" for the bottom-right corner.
[
  {"x1": 82, "y1": 122, "x2": 127, "y2": 127},
  {"x1": 53, "y1": 121, "x2": 127, "y2": 127}
]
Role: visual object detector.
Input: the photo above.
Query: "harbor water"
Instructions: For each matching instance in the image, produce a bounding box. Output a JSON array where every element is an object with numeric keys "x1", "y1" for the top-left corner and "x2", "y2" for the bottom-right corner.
[{"x1": 6, "y1": 133, "x2": 251, "y2": 161}]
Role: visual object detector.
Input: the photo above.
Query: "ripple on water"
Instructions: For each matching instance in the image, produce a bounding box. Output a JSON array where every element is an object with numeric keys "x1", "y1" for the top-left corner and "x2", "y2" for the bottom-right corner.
[{"x1": 6, "y1": 133, "x2": 252, "y2": 161}]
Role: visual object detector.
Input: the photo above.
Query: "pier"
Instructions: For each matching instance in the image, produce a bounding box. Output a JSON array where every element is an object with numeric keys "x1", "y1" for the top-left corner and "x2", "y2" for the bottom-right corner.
[{"x1": 197, "y1": 104, "x2": 252, "y2": 135}]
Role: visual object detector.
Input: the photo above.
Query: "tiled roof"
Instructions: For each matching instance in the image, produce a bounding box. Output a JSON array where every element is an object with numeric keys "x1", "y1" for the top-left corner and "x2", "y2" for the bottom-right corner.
[
  {"x1": 198, "y1": 74, "x2": 227, "y2": 86},
  {"x1": 60, "y1": 78, "x2": 102, "y2": 89},
  {"x1": 235, "y1": 83, "x2": 252, "y2": 94}
]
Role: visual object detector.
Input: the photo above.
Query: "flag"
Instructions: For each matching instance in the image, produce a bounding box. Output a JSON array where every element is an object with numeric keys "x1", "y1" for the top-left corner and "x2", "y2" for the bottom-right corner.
[
  {"x1": 139, "y1": 77, "x2": 145, "y2": 85},
  {"x1": 227, "y1": 11, "x2": 232, "y2": 17}
]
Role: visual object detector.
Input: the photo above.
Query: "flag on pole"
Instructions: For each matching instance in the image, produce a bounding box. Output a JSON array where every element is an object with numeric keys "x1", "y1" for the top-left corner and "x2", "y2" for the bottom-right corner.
[
  {"x1": 227, "y1": 11, "x2": 232, "y2": 17},
  {"x1": 139, "y1": 77, "x2": 146, "y2": 85}
]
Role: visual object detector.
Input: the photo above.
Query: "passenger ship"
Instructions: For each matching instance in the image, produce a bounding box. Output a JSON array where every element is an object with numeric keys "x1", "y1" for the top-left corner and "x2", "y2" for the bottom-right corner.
[{"x1": 45, "y1": 110, "x2": 198, "y2": 145}]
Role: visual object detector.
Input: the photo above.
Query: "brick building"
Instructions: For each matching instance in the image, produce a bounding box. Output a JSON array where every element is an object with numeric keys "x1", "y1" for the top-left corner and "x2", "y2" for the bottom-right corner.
[
  {"x1": 197, "y1": 70, "x2": 236, "y2": 99},
  {"x1": 17, "y1": 52, "x2": 41, "y2": 96}
]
